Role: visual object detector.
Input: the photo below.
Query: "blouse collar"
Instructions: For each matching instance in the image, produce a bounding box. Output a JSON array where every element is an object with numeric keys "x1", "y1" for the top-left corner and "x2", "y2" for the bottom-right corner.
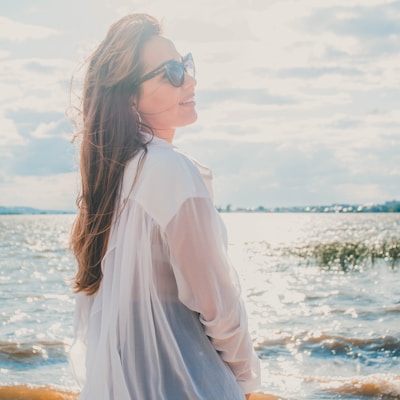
[{"x1": 140, "y1": 131, "x2": 174, "y2": 148}]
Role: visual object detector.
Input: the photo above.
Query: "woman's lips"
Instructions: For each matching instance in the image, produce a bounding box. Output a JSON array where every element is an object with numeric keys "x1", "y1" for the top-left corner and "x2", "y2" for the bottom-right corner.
[{"x1": 179, "y1": 96, "x2": 195, "y2": 105}]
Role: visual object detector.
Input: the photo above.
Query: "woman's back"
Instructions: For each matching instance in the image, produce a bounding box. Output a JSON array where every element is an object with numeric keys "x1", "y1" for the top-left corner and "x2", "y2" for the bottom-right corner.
[{"x1": 72, "y1": 136, "x2": 255, "y2": 399}]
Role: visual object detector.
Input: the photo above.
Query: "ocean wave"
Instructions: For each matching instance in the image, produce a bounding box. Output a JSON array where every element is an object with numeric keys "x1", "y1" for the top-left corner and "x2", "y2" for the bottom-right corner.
[
  {"x1": 384, "y1": 306, "x2": 400, "y2": 314},
  {"x1": 0, "y1": 341, "x2": 68, "y2": 366},
  {"x1": 311, "y1": 373, "x2": 400, "y2": 399},
  {"x1": 257, "y1": 333, "x2": 400, "y2": 360}
]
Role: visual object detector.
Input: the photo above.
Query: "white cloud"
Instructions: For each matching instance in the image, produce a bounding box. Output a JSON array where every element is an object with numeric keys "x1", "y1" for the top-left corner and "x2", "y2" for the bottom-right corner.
[
  {"x1": 0, "y1": 16, "x2": 58, "y2": 42},
  {"x1": 31, "y1": 121, "x2": 60, "y2": 139},
  {"x1": 0, "y1": 57, "x2": 74, "y2": 114},
  {"x1": 332, "y1": 183, "x2": 393, "y2": 204},
  {"x1": 0, "y1": 172, "x2": 78, "y2": 211},
  {"x1": 0, "y1": 114, "x2": 26, "y2": 148}
]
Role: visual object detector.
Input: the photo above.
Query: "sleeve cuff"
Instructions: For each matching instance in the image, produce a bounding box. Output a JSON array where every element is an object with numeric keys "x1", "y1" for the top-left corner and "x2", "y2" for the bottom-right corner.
[{"x1": 238, "y1": 374, "x2": 262, "y2": 395}]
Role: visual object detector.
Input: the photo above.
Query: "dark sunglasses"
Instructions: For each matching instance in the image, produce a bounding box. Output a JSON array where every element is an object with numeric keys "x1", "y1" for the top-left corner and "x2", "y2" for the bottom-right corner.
[{"x1": 135, "y1": 53, "x2": 195, "y2": 87}]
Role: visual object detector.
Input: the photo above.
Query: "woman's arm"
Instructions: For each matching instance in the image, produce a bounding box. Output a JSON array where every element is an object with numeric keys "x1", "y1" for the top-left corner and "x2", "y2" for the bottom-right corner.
[{"x1": 165, "y1": 197, "x2": 261, "y2": 394}]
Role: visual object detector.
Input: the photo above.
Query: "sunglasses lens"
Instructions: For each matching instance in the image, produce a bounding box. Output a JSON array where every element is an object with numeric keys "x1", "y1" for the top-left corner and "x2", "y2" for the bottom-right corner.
[
  {"x1": 184, "y1": 54, "x2": 195, "y2": 78},
  {"x1": 164, "y1": 54, "x2": 195, "y2": 87},
  {"x1": 165, "y1": 62, "x2": 184, "y2": 87}
]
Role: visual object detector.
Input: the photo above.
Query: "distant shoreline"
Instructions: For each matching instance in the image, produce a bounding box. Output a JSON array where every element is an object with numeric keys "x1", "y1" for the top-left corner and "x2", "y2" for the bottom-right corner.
[
  {"x1": 1, "y1": 201, "x2": 399, "y2": 215},
  {"x1": 0, "y1": 206, "x2": 75, "y2": 215},
  {"x1": 218, "y1": 201, "x2": 400, "y2": 214}
]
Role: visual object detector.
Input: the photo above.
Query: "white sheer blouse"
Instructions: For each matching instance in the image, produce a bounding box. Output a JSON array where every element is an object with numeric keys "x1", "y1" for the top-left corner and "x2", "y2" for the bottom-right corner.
[{"x1": 70, "y1": 134, "x2": 261, "y2": 399}]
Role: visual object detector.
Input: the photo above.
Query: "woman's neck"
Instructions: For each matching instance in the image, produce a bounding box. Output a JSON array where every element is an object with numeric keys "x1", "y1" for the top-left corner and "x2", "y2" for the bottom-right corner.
[{"x1": 153, "y1": 128, "x2": 175, "y2": 143}]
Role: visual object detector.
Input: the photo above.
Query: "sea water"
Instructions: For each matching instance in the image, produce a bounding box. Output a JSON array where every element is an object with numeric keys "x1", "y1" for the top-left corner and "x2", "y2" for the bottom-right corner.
[{"x1": 0, "y1": 213, "x2": 399, "y2": 399}]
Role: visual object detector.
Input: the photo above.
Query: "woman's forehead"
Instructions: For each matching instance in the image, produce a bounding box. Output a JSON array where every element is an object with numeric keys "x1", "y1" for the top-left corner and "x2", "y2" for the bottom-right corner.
[{"x1": 141, "y1": 36, "x2": 181, "y2": 70}]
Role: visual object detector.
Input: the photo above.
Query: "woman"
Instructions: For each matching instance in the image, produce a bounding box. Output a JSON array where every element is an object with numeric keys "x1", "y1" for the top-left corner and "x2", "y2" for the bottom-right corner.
[{"x1": 70, "y1": 13, "x2": 261, "y2": 399}]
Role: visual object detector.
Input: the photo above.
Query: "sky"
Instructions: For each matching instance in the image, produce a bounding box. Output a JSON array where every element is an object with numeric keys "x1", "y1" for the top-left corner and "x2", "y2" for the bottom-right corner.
[{"x1": 0, "y1": 0, "x2": 399, "y2": 211}]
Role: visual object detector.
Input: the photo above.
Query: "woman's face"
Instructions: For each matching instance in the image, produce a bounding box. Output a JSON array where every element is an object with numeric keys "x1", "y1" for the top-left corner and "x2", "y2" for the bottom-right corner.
[{"x1": 135, "y1": 36, "x2": 197, "y2": 142}]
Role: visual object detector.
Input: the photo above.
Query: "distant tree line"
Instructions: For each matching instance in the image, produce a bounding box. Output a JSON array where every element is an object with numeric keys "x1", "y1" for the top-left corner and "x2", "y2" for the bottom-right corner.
[{"x1": 217, "y1": 200, "x2": 400, "y2": 213}]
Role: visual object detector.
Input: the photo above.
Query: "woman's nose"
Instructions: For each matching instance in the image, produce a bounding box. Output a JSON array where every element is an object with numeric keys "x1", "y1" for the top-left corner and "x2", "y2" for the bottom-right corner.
[{"x1": 183, "y1": 72, "x2": 196, "y2": 88}]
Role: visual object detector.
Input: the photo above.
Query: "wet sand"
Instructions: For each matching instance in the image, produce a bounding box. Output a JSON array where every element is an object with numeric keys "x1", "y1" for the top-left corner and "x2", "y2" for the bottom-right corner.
[
  {"x1": 0, "y1": 385, "x2": 78, "y2": 399},
  {"x1": 0, "y1": 385, "x2": 282, "y2": 400}
]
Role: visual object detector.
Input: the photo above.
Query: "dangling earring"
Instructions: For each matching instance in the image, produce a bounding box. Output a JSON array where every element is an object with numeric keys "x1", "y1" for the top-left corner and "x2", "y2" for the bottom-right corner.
[
  {"x1": 135, "y1": 109, "x2": 142, "y2": 125},
  {"x1": 130, "y1": 96, "x2": 141, "y2": 125}
]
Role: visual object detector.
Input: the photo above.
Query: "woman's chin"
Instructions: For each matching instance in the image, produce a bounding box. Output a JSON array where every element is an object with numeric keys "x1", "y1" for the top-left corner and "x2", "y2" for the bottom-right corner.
[
  {"x1": 175, "y1": 112, "x2": 198, "y2": 129},
  {"x1": 185, "y1": 110, "x2": 198, "y2": 125}
]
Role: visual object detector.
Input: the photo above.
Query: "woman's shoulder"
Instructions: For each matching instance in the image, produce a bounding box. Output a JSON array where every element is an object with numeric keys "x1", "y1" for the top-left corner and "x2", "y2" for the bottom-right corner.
[
  {"x1": 122, "y1": 139, "x2": 211, "y2": 227},
  {"x1": 123, "y1": 137, "x2": 179, "y2": 176},
  {"x1": 146, "y1": 141, "x2": 189, "y2": 169},
  {"x1": 145, "y1": 143, "x2": 209, "y2": 196},
  {"x1": 125, "y1": 139, "x2": 200, "y2": 184},
  {"x1": 150, "y1": 144, "x2": 205, "y2": 181}
]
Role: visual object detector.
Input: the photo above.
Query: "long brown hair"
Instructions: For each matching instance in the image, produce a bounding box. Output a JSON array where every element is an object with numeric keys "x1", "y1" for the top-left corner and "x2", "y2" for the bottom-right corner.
[{"x1": 70, "y1": 14, "x2": 161, "y2": 295}]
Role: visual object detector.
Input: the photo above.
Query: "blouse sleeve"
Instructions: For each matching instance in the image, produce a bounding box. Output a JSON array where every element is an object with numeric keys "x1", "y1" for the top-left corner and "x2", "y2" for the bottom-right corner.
[{"x1": 165, "y1": 196, "x2": 261, "y2": 394}]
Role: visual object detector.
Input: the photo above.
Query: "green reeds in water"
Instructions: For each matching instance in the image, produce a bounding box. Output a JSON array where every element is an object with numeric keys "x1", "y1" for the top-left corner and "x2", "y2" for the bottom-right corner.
[{"x1": 292, "y1": 239, "x2": 400, "y2": 271}]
